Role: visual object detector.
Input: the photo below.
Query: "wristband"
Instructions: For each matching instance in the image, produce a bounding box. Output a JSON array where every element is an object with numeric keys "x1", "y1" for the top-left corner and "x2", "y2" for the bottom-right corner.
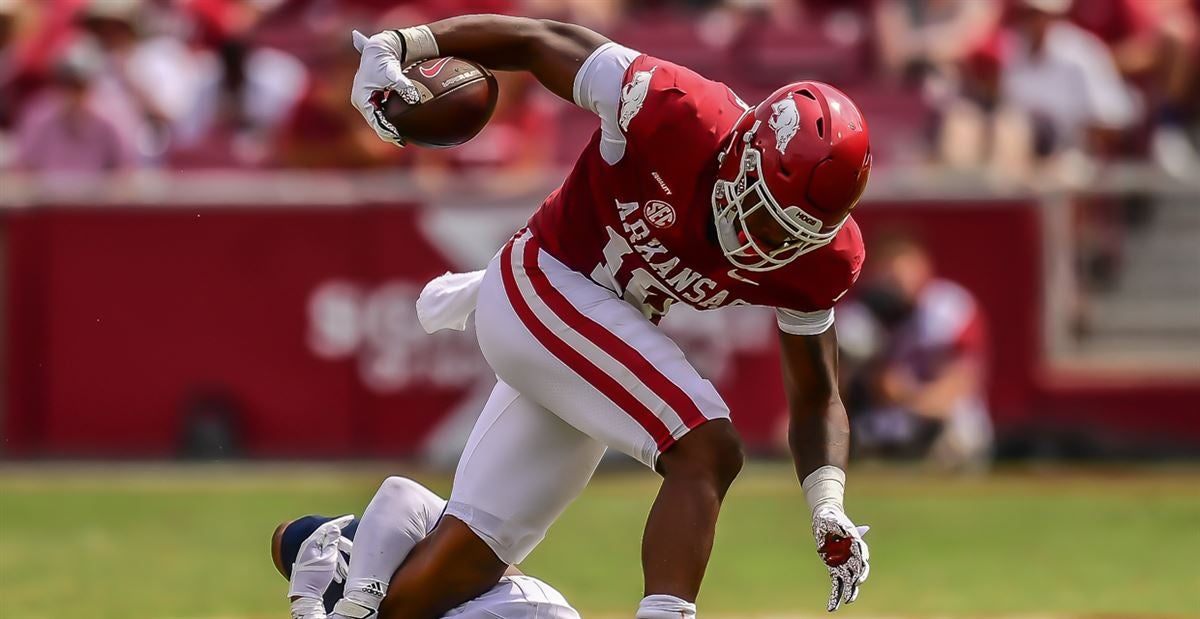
[
  {"x1": 289, "y1": 596, "x2": 325, "y2": 619},
  {"x1": 393, "y1": 25, "x2": 439, "y2": 64},
  {"x1": 802, "y1": 465, "x2": 846, "y2": 515}
]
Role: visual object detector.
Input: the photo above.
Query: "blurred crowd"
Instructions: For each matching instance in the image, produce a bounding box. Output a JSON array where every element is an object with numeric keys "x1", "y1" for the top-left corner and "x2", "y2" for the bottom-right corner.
[{"x1": 0, "y1": 0, "x2": 1197, "y2": 184}]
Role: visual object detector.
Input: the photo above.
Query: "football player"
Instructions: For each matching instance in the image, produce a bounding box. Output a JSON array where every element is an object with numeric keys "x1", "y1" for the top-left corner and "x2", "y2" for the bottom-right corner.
[
  {"x1": 346, "y1": 14, "x2": 872, "y2": 619},
  {"x1": 271, "y1": 476, "x2": 578, "y2": 619}
]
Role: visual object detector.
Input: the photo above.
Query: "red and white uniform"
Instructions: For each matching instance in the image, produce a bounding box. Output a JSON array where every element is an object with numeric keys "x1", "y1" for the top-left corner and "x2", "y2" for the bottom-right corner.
[
  {"x1": 433, "y1": 44, "x2": 863, "y2": 565},
  {"x1": 530, "y1": 47, "x2": 864, "y2": 324}
]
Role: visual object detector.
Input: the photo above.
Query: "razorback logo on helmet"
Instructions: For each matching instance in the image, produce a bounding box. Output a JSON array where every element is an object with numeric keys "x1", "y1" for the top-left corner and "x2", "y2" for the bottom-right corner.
[
  {"x1": 419, "y1": 57, "x2": 453, "y2": 78},
  {"x1": 768, "y1": 96, "x2": 799, "y2": 154},
  {"x1": 619, "y1": 67, "x2": 656, "y2": 131},
  {"x1": 643, "y1": 200, "x2": 676, "y2": 228}
]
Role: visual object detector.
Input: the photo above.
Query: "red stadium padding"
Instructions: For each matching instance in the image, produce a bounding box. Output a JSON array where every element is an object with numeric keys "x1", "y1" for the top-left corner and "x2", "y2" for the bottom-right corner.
[{"x1": 4, "y1": 199, "x2": 1198, "y2": 458}]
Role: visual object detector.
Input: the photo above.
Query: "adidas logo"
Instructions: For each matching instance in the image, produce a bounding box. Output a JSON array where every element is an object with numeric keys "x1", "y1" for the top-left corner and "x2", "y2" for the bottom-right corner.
[{"x1": 359, "y1": 580, "x2": 385, "y2": 598}]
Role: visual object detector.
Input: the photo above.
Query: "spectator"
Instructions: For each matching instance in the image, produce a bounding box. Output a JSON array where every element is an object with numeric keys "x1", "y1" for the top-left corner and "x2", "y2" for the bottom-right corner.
[
  {"x1": 999, "y1": 0, "x2": 1138, "y2": 165},
  {"x1": 12, "y1": 40, "x2": 137, "y2": 176},
  {"x1": 528, "y1": 0, "x2": 637, "y2": 30},
  {"x1": 0, "y1": 0, "x2": 19, "y2": 165},
  {"x1": 76, "y1": 0, "x2": 198, "y2": 163},
  {"x1": 1071, "y1": 0, "x2": 1200, "y2": 178},
  {"x1": 932, "y1": 31, "x2": 1038, "y2": 183},
  {"x1": 170, "y1": 36, "x2": 308, "y2": 167},
  {"x1": 275, "y1": 32, "x2": 401, "y2": 169},
  {"x1": 836, "y1": 233, "x2": 992, "y2": 471},
  {"x1": 873, "y1": 0, "x2": 1001, "y2": 83}
]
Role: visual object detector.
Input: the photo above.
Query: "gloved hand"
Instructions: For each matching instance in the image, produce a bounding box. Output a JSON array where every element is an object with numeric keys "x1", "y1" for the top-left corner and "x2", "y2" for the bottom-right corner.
[
  {"x1": 350, "y1": 30, "x2": 416, "y2": 147},
  {"x1": 334, "y1": 536, "x2": 353, "y2": 584},
  {"x1": 812, "y1": 507, "x2": 870, "y2": 612},
  {"x1": 288, "y1": 514, "x2": 356, "y2": 608}
]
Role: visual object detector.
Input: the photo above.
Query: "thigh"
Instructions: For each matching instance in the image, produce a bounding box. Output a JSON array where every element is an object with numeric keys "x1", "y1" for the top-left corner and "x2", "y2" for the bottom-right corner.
[
  {"x1": 475, "y1": 229, "x2": 731, "y2": 469},
  {"x1": 446, "y1": 380, "x2": 607, "y2": 564}
]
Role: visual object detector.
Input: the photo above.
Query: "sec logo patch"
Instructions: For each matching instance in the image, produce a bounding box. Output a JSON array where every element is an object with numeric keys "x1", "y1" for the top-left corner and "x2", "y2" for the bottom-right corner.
[{"x1": 644, "y1": 200, "x2": 676, "y2": 228}]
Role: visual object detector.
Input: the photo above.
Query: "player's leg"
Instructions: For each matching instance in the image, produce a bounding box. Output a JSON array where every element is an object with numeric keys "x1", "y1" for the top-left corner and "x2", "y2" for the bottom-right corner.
[
  {"x1": 377, "y1": 516, "x2": 505, "y2": 619},
  {"x1": 484, "y1": 230, "x2": 743, "y2": 614},
  {"x1": 379, "y1": 380, "x2": 606, "y2": 619},
  {"x1": 333, "y1": 477, "x2": 448, "y2": 618},
  {"x1": 640, "y1": 419, "x2": 742, "y2": 605}
]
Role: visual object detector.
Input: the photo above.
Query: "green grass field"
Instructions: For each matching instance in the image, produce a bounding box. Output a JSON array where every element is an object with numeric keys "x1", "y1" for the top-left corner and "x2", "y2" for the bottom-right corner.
[{"x1": 1, "y1": 462, "x2": 1198, "y2": 619}]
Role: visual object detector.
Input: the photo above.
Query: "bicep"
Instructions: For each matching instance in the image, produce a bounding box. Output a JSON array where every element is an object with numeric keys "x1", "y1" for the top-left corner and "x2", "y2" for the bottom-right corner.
[{"x1": 528, "y1": 20, "x2": 612, "y2": 102}]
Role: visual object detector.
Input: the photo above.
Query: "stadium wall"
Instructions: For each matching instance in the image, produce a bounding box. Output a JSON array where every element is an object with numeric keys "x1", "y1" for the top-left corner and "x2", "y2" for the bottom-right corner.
[{"x1": 3, "y1": 198, "x2": 1197, "y2": 458}]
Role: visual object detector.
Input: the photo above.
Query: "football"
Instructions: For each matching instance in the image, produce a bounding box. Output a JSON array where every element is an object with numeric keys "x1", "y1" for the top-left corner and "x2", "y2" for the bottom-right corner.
[{"x1": 380, "y1": 56, "x2": 499, "y2": 148}]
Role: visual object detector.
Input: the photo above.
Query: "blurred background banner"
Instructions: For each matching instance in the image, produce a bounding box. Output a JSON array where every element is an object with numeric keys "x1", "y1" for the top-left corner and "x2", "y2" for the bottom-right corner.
[
  {"x1": 3, "y1": 188, "x2": 1198, "y2": 460},
  {"x1": 0, "y1": 0, "x2": 1198, "y2": 465}
]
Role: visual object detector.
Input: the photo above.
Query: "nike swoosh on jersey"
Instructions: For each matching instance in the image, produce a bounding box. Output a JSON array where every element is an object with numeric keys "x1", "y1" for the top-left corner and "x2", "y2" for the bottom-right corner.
[{"x1": 727, "y1": 269, "x2": 759, "y2": 286}]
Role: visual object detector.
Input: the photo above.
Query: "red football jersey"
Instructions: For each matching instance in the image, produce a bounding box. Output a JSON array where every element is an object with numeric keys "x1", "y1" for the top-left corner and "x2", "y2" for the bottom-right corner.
[{"x1": 528, "y1": 53, "x2": 864, "y2": 323}]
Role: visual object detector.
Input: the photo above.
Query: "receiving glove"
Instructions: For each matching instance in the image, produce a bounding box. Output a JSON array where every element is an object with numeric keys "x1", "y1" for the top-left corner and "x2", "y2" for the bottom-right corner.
[
  {"x1": 287, "y1": 514, "x2": 355, "y2": 619},
  {"x1": 350, "y1": 26, "x2": 440, "y2": 147},
  {"x1": 350, "y1": 30, "x2": 413, "y2": 146},
  {"x1": 812, "y1": 507, "x2": 870, "y2": 612},
  {"x1": 802, "y1": 465, "x2": 871, "y2": 612}
]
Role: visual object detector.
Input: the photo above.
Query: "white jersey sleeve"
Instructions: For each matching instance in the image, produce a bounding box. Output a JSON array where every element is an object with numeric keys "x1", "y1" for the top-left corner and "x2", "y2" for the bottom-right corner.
[
  {"x1": 572, "y1": 42, "x2": 640, "y2": 165},
  {"x1": 776, "y1": 307, "x2": 836, "y2": 336}
]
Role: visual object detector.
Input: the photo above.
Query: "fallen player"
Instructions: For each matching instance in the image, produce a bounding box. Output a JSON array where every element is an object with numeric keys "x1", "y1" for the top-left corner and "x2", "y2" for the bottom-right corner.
[{"x1": 270, "y1": 476, "x2": 579, "y2": 619}]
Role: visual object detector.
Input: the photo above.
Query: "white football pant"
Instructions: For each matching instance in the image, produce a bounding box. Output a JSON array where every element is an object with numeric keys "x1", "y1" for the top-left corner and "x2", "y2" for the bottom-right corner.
[{"x1": 444, "y1": 230, "x2": 731, "y2": 564}]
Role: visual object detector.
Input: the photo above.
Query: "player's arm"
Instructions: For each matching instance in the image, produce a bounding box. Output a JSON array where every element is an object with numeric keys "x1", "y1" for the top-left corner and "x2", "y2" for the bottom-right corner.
[
  {"x1": 778, "y1": 328, "x2": 849, "y2": 480},
  {"x1": 350, "y1": 15, "x2": 611, "y2": 144},
  {"x1": 424, "y1": 15, "x2": 608, "y2": 102},
  {"x1": 777, "y1": 323, "x2": 870, "y2": 613}
]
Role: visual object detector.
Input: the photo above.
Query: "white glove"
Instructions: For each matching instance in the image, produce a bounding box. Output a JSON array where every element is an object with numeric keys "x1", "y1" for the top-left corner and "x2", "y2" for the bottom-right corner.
[
  {"x1": 288, "y1": 514, "x2": 356, "y2": 610},
  {"x1": 350, "y1": 30, "x2": 416, "y2": 147},
  {"x1": 812, "y1": 507, "x2": 870, "y2": 612},
  {"x1": 334, "y1": 536, "x2": 353, "y2": 584}
]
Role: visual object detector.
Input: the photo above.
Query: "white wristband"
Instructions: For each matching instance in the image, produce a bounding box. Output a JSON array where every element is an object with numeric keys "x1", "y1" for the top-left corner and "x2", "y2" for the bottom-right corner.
[
  {"x1": 290, "y1": 596, "x2": 325, "y2": 619},
  {"x1": 396, "y1": 25, "x2": 439, "y2": 64},
  {"x1": 802, "y1": 465, "x2": 846, "y2": 515}
]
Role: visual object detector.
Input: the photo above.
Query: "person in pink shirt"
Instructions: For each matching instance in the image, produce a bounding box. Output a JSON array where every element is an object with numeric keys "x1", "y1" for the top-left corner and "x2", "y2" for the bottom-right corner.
[{"x1": 13, "y1": 42, "x2": 136, "y2": 175}]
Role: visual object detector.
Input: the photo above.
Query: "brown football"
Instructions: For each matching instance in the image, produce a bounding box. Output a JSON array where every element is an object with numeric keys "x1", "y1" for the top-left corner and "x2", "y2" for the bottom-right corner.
[{"x1": 380, "y1": 57, "x2": 498, "y2": 148}]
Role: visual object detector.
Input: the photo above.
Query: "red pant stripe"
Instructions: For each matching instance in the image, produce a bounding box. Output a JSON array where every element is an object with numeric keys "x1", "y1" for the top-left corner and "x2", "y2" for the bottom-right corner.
[
  {"x1": 499, "y1": 235, "x2": 676, "y2": 451},
  {"x1": 521, "y1": 233, "x2": 709, "y2": 431}
]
